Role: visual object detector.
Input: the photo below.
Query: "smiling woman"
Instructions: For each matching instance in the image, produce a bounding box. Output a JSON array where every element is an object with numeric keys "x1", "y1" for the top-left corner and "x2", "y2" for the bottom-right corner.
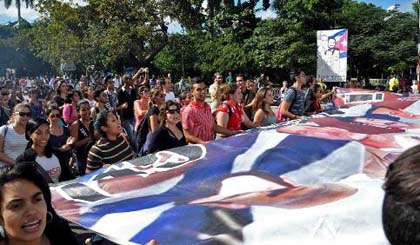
[
  {"x1": 0, "y1": 163, "x2": 76, "y2": 245},
  {"x1": 16, "y1": 118, "x2": 74, "y2": 183}
]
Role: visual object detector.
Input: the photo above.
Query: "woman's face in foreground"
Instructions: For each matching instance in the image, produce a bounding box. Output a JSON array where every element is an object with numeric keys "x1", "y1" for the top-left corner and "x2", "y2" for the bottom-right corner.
[{"x1": 0, "y1": 179, "x2": 47, "y2": 244}]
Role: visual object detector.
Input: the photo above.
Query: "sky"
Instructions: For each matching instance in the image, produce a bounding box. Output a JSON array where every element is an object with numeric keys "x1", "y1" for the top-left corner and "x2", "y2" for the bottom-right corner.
[{"x1": 0, "y1": 0, "x2": 415, "y2": 28}]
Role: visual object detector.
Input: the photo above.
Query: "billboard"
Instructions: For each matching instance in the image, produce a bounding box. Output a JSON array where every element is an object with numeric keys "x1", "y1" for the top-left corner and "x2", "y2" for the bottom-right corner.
[{"x1": 317, "y1": 29, "x2": 348, "y2": 82}]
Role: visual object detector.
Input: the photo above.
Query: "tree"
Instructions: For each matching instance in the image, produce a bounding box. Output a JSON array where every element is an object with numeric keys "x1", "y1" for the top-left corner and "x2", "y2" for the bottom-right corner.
[
  {"x1": 19, "y1": 0, "x2": 208, "y2": 73},
  {"x1": 1, "y1": 0, "x2": 34, "y2": 26},
  {"x1": 338, "y1": 1, "x2": 417, "y2": 77}
]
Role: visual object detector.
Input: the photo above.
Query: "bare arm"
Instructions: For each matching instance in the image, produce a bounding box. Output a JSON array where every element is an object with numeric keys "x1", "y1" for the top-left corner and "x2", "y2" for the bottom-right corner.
[
  {"x1": 214, "y1": 124, "x2": 237, "y2": 137},
  {"x1": 149, "y1": 115, "x2": 159, "y2": 133},
  {"x1": 216, "y1": 111, "x2": 229, "y2": 129},
  {"x1": 134, "y1": 101, "x2": 148, "y2": 118},
  {"x1": 280, "y1": 100, "x2": 301, "y2": 120},
  {"x1": 215, "y1": 111, "x2": 229, "y2": 138},
  {"x1": 0, "y1": 135, "x2": 15, "y2": 164},
  {"x1": 253, "y1": 109, "x2": 265, "y2": 127},
  {"x1": 132, "y1": 68, "x2": 144, "y2": 81},
  {"x1": 70, "y1": 121, "x2": 89, "y2": 148},
  {"x1": 241, "y1": 109, "x2": 255, "y2": 129},
  {"x1": 183, "y1": 128, "x2": 206, "y2": 144}
]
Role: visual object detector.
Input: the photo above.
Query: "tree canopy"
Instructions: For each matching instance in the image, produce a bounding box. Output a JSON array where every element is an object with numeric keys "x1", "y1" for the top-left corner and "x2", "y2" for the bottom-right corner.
[{"x1": 2, "y1": 0, "x2": 418, "y2": 81}]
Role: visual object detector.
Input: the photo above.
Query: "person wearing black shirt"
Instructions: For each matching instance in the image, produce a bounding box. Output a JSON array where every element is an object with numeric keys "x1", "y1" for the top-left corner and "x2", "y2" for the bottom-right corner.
[
  {"x1": 117, "y1": 74, "x2": 137, "y2": 150},
  {"x1": 148, "y1": 101, "x2": 187, "y2": 154}
]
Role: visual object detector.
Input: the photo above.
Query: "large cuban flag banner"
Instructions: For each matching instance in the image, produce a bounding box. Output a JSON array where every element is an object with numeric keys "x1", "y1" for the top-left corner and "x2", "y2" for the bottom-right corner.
[
  {"x1": 51, "y1": 88, "x2": 420, "y2": 245},
  {"x1": 317, "y1": 29, "x2": 348, "y2": 82}
]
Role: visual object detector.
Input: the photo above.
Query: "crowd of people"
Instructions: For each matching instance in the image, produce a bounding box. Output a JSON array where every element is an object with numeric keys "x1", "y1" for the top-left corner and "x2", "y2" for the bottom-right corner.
[
  {"x1": 0, "y1": 68, "x2": 418, "y2": 244},
  {"x1": 3, "y1": 68, "x2": 414, "y2": 181},
  {"x1": 0, "y1": 69, "x2": 340, "y2": 176}
]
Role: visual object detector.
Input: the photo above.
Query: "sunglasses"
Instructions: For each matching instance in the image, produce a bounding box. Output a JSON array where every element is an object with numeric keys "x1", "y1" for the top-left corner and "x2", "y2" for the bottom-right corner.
[
  {"x1": 50, "y1": 113, "x2": 61, "y2": 118},
  {"x1": 17, "y1": 112, "x2": 31, "y2": 117},
  {"x1": 167, "y1": 109, "x2": 180, "y2": 114}
]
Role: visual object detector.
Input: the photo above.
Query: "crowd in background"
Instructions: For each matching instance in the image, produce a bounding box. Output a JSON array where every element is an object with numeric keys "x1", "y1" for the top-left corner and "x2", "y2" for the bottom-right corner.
[
  {"x1": 0, "y1": 69, "x2": 418, "y2": 184},
  {"x1": 0, "y1": 69, "x2": 419, "y2": 245}
]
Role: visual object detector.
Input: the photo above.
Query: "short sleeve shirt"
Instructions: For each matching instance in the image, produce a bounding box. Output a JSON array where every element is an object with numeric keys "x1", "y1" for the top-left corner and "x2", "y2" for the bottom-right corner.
[
  {"x1": 0, "y1": 125, "x2": 27, "y2": 166},
  {"x1": 36, "y1": 155, "x2": 61, "y2": 183},
  {"x1": 215, "y1": 100, "x2": 243, "y2": 131},
  {"x1": 165, "y1": 92, "x2": 176, "y2": 102},
  {"x1": 181, "y1": 100, "x2": 214, "y2": 142},
  {"x1": 284, "y1": 87, "x2": 306, "y2": 116}
]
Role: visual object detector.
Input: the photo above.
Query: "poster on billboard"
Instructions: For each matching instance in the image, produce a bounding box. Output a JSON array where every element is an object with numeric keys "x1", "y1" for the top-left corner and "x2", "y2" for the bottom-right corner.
[{"x1": 317, "y1": 29, "x2": 348, "y2": 83}]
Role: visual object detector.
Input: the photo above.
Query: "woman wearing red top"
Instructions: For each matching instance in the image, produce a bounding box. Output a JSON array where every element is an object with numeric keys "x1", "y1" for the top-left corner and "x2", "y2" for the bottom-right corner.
[
  {"x1": 215, "y1": 84, "x2": 254, "y2": 138},
  {"x1": 134, "y1": 86, "x2": 150, "y2": 131}
]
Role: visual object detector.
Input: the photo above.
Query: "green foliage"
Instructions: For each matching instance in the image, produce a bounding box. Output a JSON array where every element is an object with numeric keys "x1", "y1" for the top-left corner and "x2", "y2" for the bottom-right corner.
[
  {"x1": 7, "y1": 0, "x2": 419, "y2": 80},
  {"x1": 0, "y1": 22, "x2": 52, "y2": 76}
]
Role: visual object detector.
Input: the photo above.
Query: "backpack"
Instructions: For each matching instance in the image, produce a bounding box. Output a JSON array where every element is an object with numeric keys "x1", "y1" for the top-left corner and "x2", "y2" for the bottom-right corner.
[
  {"x1": 276, "y1": 87, "x2": 298, "y2": 122},
  {"x1": 222, "y1": 102, "x2": 233, "y2": 118}
]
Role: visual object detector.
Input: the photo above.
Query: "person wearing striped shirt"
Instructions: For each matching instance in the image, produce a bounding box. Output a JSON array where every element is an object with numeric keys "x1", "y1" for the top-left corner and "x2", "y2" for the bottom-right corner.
[{"x1": 87, "y1": 111, "x2": 134, "y2": 173}]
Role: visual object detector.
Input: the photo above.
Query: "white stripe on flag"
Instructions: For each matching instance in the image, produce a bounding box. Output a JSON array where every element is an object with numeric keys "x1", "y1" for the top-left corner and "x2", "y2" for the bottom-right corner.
[
  {"x1": 231, "y1": 130, "x2": 288, "y2": 173},
  {"x1": 90, "y1": 202, "x2": 175, "y2": 245}
]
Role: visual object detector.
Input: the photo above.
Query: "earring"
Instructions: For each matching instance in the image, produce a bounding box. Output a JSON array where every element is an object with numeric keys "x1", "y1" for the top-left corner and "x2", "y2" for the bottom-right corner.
[{"x1": 46, "y1": 211, "x2": 53, "y2": 224}]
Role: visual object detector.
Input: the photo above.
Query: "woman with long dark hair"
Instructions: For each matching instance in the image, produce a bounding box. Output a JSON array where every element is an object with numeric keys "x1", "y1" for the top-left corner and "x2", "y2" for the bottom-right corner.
[
  {"x1": 0, "y1": 163, "x2": 77, "y2": 244},
  {"x1": 53, "y1": 80, "x2": 68, "y2": 108},
  {"x1": 70, "y1": 100, "x2": 95, "y2": 176},
  {"x1": 62, "y1": 91, "x2": 81, "y2": 127},
  {"x1": 147, "y1": 101, "x2": 187, "y2": 154},
  {"x1": 46, "y1": 106, "x2": 75, "y2": 173},
  {"x1": 16, "y1": 118, "x2": 73, "y2": 183}
]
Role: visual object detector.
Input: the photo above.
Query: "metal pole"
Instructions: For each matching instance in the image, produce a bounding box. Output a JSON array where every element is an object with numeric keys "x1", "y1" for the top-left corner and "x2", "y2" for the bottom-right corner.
[{"x1": 417, "y1": 0, "x2": 420, "y2": 83}]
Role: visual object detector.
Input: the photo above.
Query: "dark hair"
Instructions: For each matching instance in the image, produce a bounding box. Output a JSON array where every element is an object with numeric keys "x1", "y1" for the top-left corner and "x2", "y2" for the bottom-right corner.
[
  {"x1": 66, "y1": 91, "x2": 81, "y2": 104},
  {"x1": 138, "y1": 86, "x2": 149, "y2": 94},
  {"x1": 313, "y1": 84, "x2": 322, "y2": 94},
  {"x1": 162, "y1": 77, "x2": 171, "y2": 86},
  {"x1": 293, "y1": 68, "x2": 305, "y2": 82},
  {"x1": 94, "y1": 111, "x2": 112, "y2": 138},
  {"x1": 236, "y1": 74, "x2": 245, "y2": 80},
  {"x1": 77, "y1": 100, "x2": 90, "y2": 112},
  {"x1": 0, "y1": 163, "x2": 52, "y2": 210},
  {"x1": 25, "y1": 118, "x2": 53, "y2": 158},
  {"x1": 191, "y1": 77, "x2": 204, "y2": 85},
  {"x1": 104, "y1": 75, "x2": 113, "y2": 84},
  {"x1": 178, "y1": 92, "x2": 187, "y2": 101},
  {"x1": 55, "y1": 80, "x2": 66, "y2": 95},
  {"x1": 94, "y1": 89, "x2": 105, "y2": 102},
  {"x1": 382, "y1": 144, "x2": 420, "y2": 245},
  {"x1": 159, "y1": 100, "x2": 179, "y2": 127},
  {"x1": 46, "y1": 106, "x2": 61, "y2": 118},
  {"x1": 0, "y1": 162, "x2": 77, "y2": 243},
  {"x1": 150, "y1": 88, "x2": 163, "y2": 105}
]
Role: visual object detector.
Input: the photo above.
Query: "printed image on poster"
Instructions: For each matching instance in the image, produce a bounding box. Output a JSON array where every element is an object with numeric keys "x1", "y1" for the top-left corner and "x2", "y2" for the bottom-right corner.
[{"x1": 317, "y1": 29, "x2": 348, "y2": 82}]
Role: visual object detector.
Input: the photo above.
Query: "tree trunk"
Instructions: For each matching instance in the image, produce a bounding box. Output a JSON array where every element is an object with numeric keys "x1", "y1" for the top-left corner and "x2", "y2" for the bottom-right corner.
[{"x1": 17, "y1": 0, "x2": 21, "y2": 26}]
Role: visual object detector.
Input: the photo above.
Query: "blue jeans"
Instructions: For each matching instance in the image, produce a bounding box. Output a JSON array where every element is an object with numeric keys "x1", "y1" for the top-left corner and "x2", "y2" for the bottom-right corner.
[
  {"x1": 77, "y1": 160, "x2": 87, "y2": 176},
  {"x1": 121, "y1": 119, "x2": 135, "y2": 150}
]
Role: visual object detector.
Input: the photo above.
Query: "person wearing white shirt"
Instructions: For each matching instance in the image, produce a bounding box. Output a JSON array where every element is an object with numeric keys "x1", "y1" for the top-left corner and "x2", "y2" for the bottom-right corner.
[{"x1": 163, "y1": 77, "x2": 176, "y2": 102}]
